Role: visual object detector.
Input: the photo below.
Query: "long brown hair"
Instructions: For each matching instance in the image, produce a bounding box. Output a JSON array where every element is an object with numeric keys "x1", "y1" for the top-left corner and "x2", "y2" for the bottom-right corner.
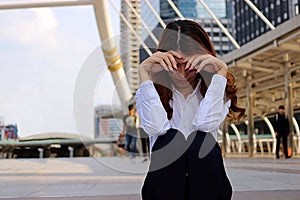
[{"x1": 152, "y1": 20, "x2": 245, "y2": 120}]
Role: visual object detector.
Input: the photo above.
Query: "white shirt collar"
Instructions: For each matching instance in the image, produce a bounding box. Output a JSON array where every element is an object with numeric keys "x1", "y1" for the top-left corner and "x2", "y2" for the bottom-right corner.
[{"x1": 172, "y1": 79, "x2": 202, "y2": 99}]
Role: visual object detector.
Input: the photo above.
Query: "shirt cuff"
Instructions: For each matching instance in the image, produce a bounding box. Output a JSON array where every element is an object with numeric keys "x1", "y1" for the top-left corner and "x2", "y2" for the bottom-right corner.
[
  {"x1": 137, "y1": 80, "x2": 159, "y2": 101},
  {"x1": 207, "y1": 74, "x2": 227, "y2": 96}
]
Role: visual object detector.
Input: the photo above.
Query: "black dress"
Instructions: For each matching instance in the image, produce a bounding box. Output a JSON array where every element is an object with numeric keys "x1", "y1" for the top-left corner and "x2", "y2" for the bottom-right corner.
[{"x1": 142, "y1": 129, "x2": 232, "y2": 200}]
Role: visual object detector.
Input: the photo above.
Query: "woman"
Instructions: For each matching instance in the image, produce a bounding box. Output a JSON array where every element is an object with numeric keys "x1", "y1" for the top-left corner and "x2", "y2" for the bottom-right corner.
[{"x1": 135, "y1": 20, "x2": 245, "y2": 200}]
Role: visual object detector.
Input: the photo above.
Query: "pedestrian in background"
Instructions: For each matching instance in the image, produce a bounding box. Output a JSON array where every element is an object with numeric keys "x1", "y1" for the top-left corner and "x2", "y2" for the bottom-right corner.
[
  {"x1": 139, "y1": 127, "x2": 150, "y2": 162},
  {"x1": 122, "y1": 104, "x2": 138, "y2": 158},
  {"x1": 117, "y1": 132, "x2": 126, "y2": 157},
  {"x1": 273, "y1": 105, "x2": 291, "y2": 159}
]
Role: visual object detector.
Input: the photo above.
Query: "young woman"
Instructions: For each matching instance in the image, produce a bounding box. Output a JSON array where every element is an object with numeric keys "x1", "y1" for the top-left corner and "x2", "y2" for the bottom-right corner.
[{"x1": 135, "y1": 20, "x2": 245, "y2": 200}]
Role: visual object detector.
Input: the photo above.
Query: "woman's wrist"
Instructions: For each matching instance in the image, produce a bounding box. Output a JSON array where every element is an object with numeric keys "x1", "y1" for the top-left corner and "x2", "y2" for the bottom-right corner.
[
  {"x1": 217, "y1": 69, "x2": 227, "y2": 77},
  {"x1": 139, "y1": 67, "x2": 152, "y2": 82}
]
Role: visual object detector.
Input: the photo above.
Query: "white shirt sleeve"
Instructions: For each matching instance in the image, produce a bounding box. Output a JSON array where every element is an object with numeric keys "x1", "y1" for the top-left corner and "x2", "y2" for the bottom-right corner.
[
  {"x1": 135, "y1": 80, "x2": 170, "y2": 136},
  {"x1": 192, "y1": 74, "x2": 231, "y2": 132}
]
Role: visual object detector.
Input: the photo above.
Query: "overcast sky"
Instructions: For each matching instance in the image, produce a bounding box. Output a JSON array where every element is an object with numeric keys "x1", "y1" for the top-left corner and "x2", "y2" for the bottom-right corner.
[{"x1": 0, "y1": 0, "x2": 121, "y2": 137}]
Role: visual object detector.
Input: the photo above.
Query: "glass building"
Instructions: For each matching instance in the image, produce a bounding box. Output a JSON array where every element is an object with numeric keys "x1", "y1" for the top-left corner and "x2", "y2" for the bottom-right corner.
[
  {"x1": 94, "y1": 105, "x2": 123, "y2": 139},
  {"x1": 120, "y1": 0, "x2": 142, "y2": 94},
  {"x1": 141, "y1": 0, "x2": 160, "y2": 40},
  {"x1": 160, "y1": 0, "x2": 233, "y2": 55},
  {"x1": 197, "y1": 0, "x2": 227, "y2": 18},
  {"x1": 160, "y1": 0, "x2": 200, "y2": 20},
  {"x1": 160, "y1": 0, "x2": 228, "y2": 20},
  {"x1": 143, "y1": 0, "x2": 233, "y2": 56},
  {"x1": 232, "y1": 0, "x2": 300, "y2": 45}
]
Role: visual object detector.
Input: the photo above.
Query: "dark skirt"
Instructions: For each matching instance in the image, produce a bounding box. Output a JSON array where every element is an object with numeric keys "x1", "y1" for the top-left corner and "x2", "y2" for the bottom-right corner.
[{"x1": 142, "y1": 129, "x2": 232, "y2": 200}]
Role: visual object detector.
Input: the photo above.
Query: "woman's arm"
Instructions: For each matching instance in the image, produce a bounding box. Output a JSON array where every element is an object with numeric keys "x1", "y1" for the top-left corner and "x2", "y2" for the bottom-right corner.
[
  {"x1": 187, "y1": 54, "x2": 229, "y2": 132},
  {"x1": 136, "y1": 51, "x2": 183, "y2": 136},
  {"x1": 135, "y1": 81, "x2": 170, "y2": 136},
  {"x1": 192, "y1": 74, "x2": 230, "y2": 132}
]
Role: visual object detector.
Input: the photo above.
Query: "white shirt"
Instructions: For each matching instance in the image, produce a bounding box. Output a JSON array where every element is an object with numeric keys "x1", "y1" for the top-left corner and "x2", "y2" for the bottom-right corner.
[{"x1": 135, "y1": 74, "x2": 230, "y2": 151}]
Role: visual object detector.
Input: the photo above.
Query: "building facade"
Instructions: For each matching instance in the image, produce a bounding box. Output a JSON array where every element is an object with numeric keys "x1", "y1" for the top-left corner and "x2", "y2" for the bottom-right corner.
[
  {"x1": 160, "y1": 0, "x2": 200, "y2": 19},
  {"x1": 98, "y1": 118, "x2": 122, "y2": 139},
  {"x1": 197, "y1": 18, "x2": 233, "y2": 55},
  {"x1": 232, "y1": 0, "x2": 300, "y2": 45},
  {"x1": 94, "y1": 105, "x2": 123, "y2": 139},
  {"x1": 120, "y1": 0, "x2": 142, "y2": 94},
  {"x1": 140, "y1": 0, "x2": 233, "y2": 57},
  {"x1": 141, "y1": 0, "x2": 160, "y2": 40}
]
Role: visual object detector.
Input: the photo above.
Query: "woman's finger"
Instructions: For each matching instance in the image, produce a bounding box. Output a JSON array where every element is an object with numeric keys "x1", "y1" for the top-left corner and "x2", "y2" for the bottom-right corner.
[
  {"x1": 190, "y1": 56, "x2": 205, "y2": 70},
  {"x1": 155, "y1": 52, "x2": 176, "y2": 71},
  {"x1": 158, "y1": 58, "x2": 170, "y2": 71},
  {"x1": 166, "y1": 53, "x2": 178, "y2": 69},
  {"x1": 185, "y1": 55, "x2": 196, "y2": 69},
  {"x1": 169, "y1": 50, "x2": 183, "y2": 59}
]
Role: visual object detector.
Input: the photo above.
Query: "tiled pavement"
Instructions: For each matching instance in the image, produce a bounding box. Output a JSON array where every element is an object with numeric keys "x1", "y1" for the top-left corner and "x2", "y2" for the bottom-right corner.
[{"x1": 0, "y1": 156, "x2": 300, "y2": 200}]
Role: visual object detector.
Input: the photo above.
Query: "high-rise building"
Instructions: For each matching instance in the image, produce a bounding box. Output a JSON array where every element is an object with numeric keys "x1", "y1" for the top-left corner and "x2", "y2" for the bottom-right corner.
[
  {"x1": 198, "y1": 0, "x2": 228, "y2": 18},
  {"x1": 120, "y1": 1, "x2": 130, "y2": 88},
  {"x1": 94, "y1": 105, "x2": 123, "y2": 139},
  {"x1": 197, "y1": 18, "x2": 233, "y2": 55},
  {"x1": 160, "y1": 0, "x2": 233, "y2": 55},
  {"x1": 141, "y1": 0, "x2": 160, "y2": 40},
  {"x1": 140, "y1": 0, "x2": 233, "y2": 58},
  {"x1": 98, "y1": 118, "x2": 122, "y2": 138},
  {"x1": 232, "y1": 0, "x2": 300, "y2": 45},
  {"x1": 160, "y1": 0, "x2": 200, "y2": 19},
  {"x1": 160, "y1": 0, "x2": 228, "y2": 20},
  {"x1": 120, "y1": 0, "x2": 142, "y2": 94}
]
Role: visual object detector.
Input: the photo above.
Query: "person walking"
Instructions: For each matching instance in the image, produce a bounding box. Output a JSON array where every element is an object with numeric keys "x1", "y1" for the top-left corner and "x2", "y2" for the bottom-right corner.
[
  {"x1": 136, "y1": 19, "x2": 245, "y2": 200},
  {"x1": 122, "y1": 104, "x2": 138, "y2": 158},
  {"x1": 139, "y1": 127, "x2": 150, "y2": 162},
  {"x1": 116, "y1": 132, "x2": 126, "y2": 157},
  {"x1": 273, "y1": 105, "x2": 290, "y2": 159}
]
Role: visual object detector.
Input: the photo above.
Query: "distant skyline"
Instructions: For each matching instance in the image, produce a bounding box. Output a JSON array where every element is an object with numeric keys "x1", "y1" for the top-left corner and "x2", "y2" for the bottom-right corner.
[{"x1": 0, "y1": 0, "x2": 121, "y2": 137}]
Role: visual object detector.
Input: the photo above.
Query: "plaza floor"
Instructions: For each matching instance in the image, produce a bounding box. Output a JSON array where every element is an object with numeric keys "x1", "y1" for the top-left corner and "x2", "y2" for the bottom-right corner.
[{"x1": 0, "y1": 156, "x2": 300, "y2": 200}]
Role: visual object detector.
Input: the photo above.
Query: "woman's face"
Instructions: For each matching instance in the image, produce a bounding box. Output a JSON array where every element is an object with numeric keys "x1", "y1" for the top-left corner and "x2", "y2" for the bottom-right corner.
[{"x1": 168, "y1": 54, "x2": 198, "y2": 89}]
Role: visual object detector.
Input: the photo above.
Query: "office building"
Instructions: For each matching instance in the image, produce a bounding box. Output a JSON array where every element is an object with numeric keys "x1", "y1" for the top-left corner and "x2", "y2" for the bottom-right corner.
[
  {"x1": 160, "y1": 0, "x2": 200, "y2": 19},
  {"x1": 232, "y1": 0, "x2": 300, "y2": 45},
  {"x1": 141, "y1": 0, "x2": 160, "y2": 40},
  {"x1": 120, "y1": 0, "x2": 142, "y2": 94},
  {"x1": 160, "y1": 0, "x2": 228, "y2": 20},
  {"x1": 98, "y1": 118, "x2": 122, "y2": 139},
  {"x1": 94, "y1": 105, "x2": 123, "y2": 138},
  {"x1": 160, "y1": 0, "x2": 233, "y2": 55},
  {"x1": 196, "y1": 18, "x2": 233, "y2": 55},
  {"x1": 140, "y1": 0, "x2": 233, "y2": 58},
  {"x1": 198, "y1": 0, "x2": 228, "y2": 18}
]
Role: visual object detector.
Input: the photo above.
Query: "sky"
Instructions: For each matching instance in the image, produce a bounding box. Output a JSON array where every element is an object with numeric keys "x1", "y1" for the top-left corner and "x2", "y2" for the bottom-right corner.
[{"x1": 0, "y1": 0, "x2": 121, "y2": 137}]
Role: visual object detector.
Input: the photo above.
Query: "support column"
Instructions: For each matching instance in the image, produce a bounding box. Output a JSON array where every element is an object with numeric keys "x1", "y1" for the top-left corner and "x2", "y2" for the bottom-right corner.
[
  {"x1": 246, "y1": 74, "x2": 255, "y2": 157},
  {"x1": 222, "y1": 119, "x2": 229, "y2": 157},
  {"x1": 284, "y1": 54, "x2": 294, "y2": 156}
]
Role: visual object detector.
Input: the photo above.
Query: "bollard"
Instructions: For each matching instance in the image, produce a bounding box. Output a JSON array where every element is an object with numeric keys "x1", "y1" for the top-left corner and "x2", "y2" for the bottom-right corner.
[
  {"x1": 68, "y1": 146, "x2": 74, "y2": 158},
  {"x1": 37, "y1": 148, "x2": 44, "y2": 159}
]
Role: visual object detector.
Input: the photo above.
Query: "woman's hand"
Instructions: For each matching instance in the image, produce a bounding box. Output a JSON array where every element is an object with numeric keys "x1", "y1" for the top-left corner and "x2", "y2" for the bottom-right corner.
[
  {"x1": 139, "y1": 51, "x2": 183, "y2": 82},
  {"x1": 184, "y1": 54, "x2": 228, "y2": 77},
  {"x1": 140, "y1": 51, "x2": 183, "y2": 72}
]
